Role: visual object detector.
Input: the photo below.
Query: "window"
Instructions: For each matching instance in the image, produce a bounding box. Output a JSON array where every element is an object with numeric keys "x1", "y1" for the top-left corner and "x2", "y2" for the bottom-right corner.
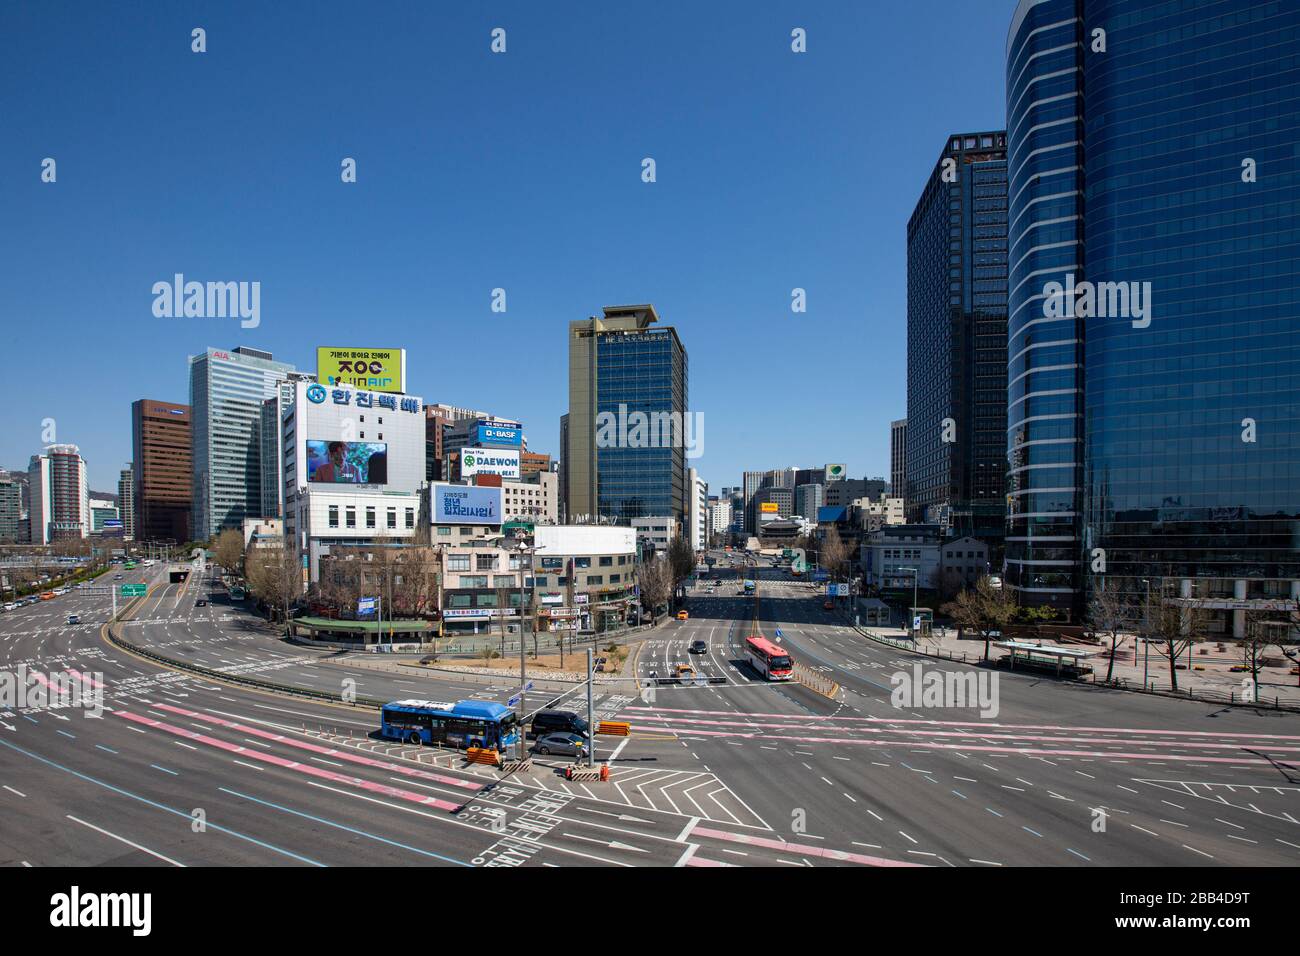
[
  {"x1": 387, "y1": 508, "x2": 397, "y2": 529},
  {"x1": 575, "y1": 557, "x2": 591, "y2": 569},
  {"x1": 366, "y1": 507, "x2": 376, "y2": 529},
  {"x1": 437, "y1": 527, "x2": 451, "y2": 536},
  {"x1": 587, "y1": 575, "x2": 603, "y2": 585},
  {"x1": 405, "y1": 508, "x2": 414, "y2": 529},
  {"x1": 345, "y1": 507, "x2": 356, "y2": 529},
  {"x1": 448, "y1": 555, "x2": 470, "y2": 572},
  {"x1": 462, "y1": 576, "x2": 488, "y2": 589},
  {"x1": 447, "y1": 593, "x2": 471, "y2": 608},
  {"x1": 599, "y1": 556, "x2": 612, "y2": 567},
  {"x1": 493, "y1": 575, "x2": 515, "y2": 588},
  {"x1": 476, "y1": 554, "x2": 496, "y2": 572},
  {"x1": 328, "y1": 505, "x2": 339, "y2": 529}
]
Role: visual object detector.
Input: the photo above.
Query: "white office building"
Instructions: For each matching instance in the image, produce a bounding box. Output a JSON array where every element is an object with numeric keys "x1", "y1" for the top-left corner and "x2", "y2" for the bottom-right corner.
[{"x1": 283, "y1": 380, "x2": 426, "y2": 582}]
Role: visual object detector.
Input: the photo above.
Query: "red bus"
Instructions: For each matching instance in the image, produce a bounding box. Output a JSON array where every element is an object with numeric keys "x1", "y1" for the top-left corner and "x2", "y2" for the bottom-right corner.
[{"x1": 745, "y1": 636, "x2": 793, "y2": 681}]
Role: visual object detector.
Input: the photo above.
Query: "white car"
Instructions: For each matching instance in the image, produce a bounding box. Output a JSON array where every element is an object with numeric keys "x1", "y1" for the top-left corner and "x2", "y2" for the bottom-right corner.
[{"x1": 3, "y1": 603, "x2": 17, "y2": 611}]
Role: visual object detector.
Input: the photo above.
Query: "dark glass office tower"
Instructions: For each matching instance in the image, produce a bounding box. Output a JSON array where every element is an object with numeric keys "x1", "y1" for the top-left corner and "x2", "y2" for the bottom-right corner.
[
  {"x1": 1005, "y1": 1, "x2": 1086, "y2": 613},
  {"x1": 1007, "y1": 0, "x2": 1300, "y2": 632},
  {"x1": 906, "y1": 132, "x2": 1009, "y2": 552},
  {"x1": 566, "y1": 305, "x2": 688, "y2": 524}
]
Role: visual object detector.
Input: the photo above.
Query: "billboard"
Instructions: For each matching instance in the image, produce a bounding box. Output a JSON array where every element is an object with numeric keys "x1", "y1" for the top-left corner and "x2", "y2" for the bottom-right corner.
[
  {"x1": 432, "y1": 485, "x2": 502, "y2": 524},
  {"x1": 824, "y1": 463, "x2": 846, "y2": 482},
  {"x1": 306, "y1": 440, "x2": 388, "y2": 484},
  {"x1": 316, "y1": 347, "x2": 407, "y2": 394},
  {"x1": 760, "y1": 501, "x2": 779, "y2": 514},
  {"x1": 475, "y1": 423, "x2": 522, "y2": 448},
  {"x1": 461, "y1": 448, "x2": 521, "y2": 480}
]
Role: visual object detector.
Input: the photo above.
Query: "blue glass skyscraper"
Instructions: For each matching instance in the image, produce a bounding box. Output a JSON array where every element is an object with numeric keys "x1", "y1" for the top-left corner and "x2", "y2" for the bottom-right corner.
[{"x1": 1007, "y1": 0, "x2": 1300, "y2": 634}]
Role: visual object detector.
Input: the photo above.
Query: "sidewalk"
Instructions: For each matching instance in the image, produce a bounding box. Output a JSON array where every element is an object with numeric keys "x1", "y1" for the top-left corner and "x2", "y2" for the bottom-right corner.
[{"x1": 841, "y1": 614, "x2": 1300, "y2": 707}]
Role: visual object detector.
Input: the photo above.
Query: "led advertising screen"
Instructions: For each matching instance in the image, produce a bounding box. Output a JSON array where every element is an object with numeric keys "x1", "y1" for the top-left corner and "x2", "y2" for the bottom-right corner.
[
  {"x1": 475, "y1": 423, "x2": 521, "y2": 447},
  {"x1": 432, "y1": 485, "x2": 502, "y2": 524},
  {"x1": 306, "y1": 440, "x2": 389, "y2": 484}
]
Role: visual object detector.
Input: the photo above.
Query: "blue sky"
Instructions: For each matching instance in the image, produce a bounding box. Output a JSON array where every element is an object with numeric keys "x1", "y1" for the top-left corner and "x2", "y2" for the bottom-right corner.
[{"x1": 0, "y1": 1, "x2": 1010, "y2": 493}]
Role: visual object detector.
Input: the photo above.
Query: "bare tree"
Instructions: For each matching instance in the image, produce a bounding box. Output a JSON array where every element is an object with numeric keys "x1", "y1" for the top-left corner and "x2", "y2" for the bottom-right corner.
[
  {"x1": 821, "y1": 526, "x2": 848, "y2": 580},
  {"x1": 637, "y1": 556, "x2": 672, "y2": 621},
  {"x1": 1140, "y1": 585, "x2": 1210, "y2": 693},
  {"x1": 244, "y1": 535, "x2": 303, "y2": 636},
  {"x1": 1087, "y1": 579, "x2": 1136, "y2": 683},
  {"x1": 214, "y1": 529, "x2": 245, "y2": 577},
  {"x1": 940, "y1": 576, "x2": 1016, "y2": 661},
  {"x1": 1240, "y1": 600, "x2": 1300, "y2": 690}
]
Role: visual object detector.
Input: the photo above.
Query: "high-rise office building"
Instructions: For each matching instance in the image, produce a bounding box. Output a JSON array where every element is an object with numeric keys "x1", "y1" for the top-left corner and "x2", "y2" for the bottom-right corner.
[
  {"x1": 566, "y1": 305, "x2": 689, "y2": 524},
  {"x1": 890, "y1": 418, "x2": 907, "y2": 500},
  {"x1": 132, "y1": 399, "x2": 192, "y2": 542},
  {"x1": 1007, "y1": 0, "x2": 1300, "y2": 631},
  {"x1": 688, "y1": 467, "x2": 708, "y2": 552},
  {"x1": 906, "y1": 131, "x2": 1009, "y2": 548},
  {"x1": 795, "y1": 482, "x2": 824, "y2": 521},
  {"x1": 0, "y1": 471, "x2": 22, "y2": 542},
  {"x1": 189, "y1": 346, "x2": 298, "y2": 540},
  {"x1": 259, "y1": 382, "x2": 298, "y2": 520},
  {"x1": 28, "y1": 444, "x2": 89, "y2": 544},
  {"x1": 118, "y1": 464, "x2": 135, "y2": 540}
]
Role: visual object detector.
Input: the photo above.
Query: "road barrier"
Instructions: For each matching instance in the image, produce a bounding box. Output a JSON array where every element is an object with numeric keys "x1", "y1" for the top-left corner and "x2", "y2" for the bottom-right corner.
[
  {"x1": 596, "y1": 720, "x2": 630, "y2": 736},
  {"x1": 565, "y1": 764, "x2": 610, "y2": 782},
  {"x1": 466, "y1": 747, "x2": 503, "y2": 768},
  {"x1": 793, "y1": 662, "x2": 840, "y2": 700}
]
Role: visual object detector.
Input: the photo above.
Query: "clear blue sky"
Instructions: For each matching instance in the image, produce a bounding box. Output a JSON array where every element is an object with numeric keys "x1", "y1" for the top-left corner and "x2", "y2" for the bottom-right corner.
[{"x1": 0, "y1": 1, "x2": 1010, "y2": 494}]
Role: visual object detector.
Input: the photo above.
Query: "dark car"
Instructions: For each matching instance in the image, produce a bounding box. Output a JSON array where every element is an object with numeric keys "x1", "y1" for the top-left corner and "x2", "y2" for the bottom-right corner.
[
  {"x1": 689, "y1": 639, "x2": 707, "y2": 654},
  {"x1": 195, "y1": 598, "x2": 207, "y2": 607},
  {"x1": 529, "y1": 709, "x2": 590, "y2": 740}
]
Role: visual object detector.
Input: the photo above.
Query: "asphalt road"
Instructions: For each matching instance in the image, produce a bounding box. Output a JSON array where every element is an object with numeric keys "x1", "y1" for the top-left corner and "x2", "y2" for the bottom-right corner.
[{"x1": 1, "y1": 554, "x2": 1297, "y2": 867}]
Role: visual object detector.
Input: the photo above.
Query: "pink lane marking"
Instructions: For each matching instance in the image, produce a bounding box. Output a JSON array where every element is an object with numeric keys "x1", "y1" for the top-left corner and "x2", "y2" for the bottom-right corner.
[
  {"x1": 622, "y1": 705, "x2": 1300, "y2": 741},
  {"x1": 628, "y1": 714, "x2": 1300, "y2": 753},
  {"x1": 27, "y1": 671, "x2": 57, "y2": 691},
  {"x1": 66, "y1": 669, "x2": 104, "y2": 690},
  {"x1": 642, "y1": 724, "x2": 1287, "y2": 765},
  {"x1": 113, "y1": 710, "x2": 462, "y2": 811},
  {"x1": 152, "y1": 702, "x2": 482, "y2": 792},
  {"x1": 694, "y1": 826, "x2": 924, "y2": 867},
  {"x1": 684, "y1": 855, "x2": 735, "y2": 867}
]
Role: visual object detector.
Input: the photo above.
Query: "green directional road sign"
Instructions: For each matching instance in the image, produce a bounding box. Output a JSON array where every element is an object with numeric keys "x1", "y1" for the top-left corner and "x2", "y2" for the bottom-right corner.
[{"x1": 119, "y1": 584, "x2": 147, "y2": 597}]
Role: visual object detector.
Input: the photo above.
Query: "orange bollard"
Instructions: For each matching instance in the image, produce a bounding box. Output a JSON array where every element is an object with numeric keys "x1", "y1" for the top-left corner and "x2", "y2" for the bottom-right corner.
[{"x1": 599, "y1": 765, "x2": 610, "y2": 781}]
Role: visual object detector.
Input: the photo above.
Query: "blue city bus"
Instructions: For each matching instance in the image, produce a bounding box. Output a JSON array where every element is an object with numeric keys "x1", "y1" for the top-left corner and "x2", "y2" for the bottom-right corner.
[
  {"x1": 743, "y1": 579, "x2": 756, "y2": 593},
  {"x1": 380, "y1": 699, "x2": 520, "y2": 751}
]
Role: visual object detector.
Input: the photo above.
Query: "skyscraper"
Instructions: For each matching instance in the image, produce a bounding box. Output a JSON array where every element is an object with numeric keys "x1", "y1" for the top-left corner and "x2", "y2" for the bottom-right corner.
[
  {"x1": 132, "y1": 399, "x2": 192, "y2": 542},
  {"x1": 0, "y1": 471, "x2": 22, "y2": 543},
  {"x1": 118, "y1": 464, "x2": 135, "y2": 541},
  {"x1": 28, "y1": 444, "x2": 88, "y2": 544},
  {"x1": 566, "y1": 305, "x2": 689, "y2": 524},
  {"x1": 906, "y1": 131, "x2": 1009, "y2": 548},
  {"x1": 890, "y1": 418, "x2": 907, "y2": 501},
  {"x1": 189, "y1": 346, "x2": 297, "y2": 540},
  {"x1": 1007, "y1": 0, "x2": 1300, "y2": 632}
]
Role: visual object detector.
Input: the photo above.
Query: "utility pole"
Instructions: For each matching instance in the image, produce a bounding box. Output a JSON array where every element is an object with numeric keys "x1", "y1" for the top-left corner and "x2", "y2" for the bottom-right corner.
[{"x1": 586, "y1": 647, "x2": 595, "y2": 767}]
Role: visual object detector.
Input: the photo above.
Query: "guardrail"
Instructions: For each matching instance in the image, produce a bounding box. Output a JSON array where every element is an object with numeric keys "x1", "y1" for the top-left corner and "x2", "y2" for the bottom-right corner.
[
  {"x1": 466, "y1": 747, "x2": 503, "y2": 768},
  {"x1": 106, "y1": 625, "x2": 388, "y2": 710},
  {"x1": 596, "y1": 720, "x2": 630, "y2": 737},
  {"x1": 793, "y1": 662, "x2": 839, "y2": 699}
]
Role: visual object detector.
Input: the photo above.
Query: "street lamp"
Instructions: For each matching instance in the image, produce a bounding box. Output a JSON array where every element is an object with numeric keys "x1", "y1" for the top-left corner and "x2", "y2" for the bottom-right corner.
[{"x1": 503, "y1": 536, "x2": 544, "y2": 761}]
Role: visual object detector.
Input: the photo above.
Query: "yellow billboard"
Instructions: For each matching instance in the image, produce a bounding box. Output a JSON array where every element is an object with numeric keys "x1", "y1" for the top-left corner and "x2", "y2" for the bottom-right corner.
[
  {"x1": 316, "y1": 347, "x2": 406, "y2": 394},
  {"x1": 760, "y1": 502, "x2": 779, "y2": 513}
]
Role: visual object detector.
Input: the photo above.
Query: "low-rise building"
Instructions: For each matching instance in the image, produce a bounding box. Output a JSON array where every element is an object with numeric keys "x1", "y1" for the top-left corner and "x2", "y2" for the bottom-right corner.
[{"x1": 860, "y1": 524, "x2": 944, "y2": 592}]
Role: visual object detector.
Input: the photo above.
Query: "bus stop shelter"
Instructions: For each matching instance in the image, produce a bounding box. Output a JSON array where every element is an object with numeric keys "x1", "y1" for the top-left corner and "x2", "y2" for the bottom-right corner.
[{"x1": 994, "y1": 641, "x2": 1096, "y2": 678}]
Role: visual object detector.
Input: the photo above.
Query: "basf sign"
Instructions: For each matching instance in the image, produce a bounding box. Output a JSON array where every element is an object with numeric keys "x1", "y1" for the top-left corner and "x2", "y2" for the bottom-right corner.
[
  {"x1": 432, "y1": 485, "x2": 503, "y2": 524},
  {"x1": 475, "y1": 423, "x2": 521, "y2": 448},
  {"x1": 316, "y1": 347, "x2": 407, "y2": 394},
  {"x1": 461, "y1": 449, "x2": 521, "y2": 479}
]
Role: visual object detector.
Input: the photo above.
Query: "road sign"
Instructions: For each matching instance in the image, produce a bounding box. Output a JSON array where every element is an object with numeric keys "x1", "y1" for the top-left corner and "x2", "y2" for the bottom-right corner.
[{"x1": 119, "y1": 584, "x2": 146, "y2": 597}]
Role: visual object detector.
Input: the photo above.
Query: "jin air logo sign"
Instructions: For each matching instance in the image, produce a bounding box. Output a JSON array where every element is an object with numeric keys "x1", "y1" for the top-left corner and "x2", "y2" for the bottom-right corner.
[{"x1": 317, "y1": 347, "x2": 407, "y2": 394}]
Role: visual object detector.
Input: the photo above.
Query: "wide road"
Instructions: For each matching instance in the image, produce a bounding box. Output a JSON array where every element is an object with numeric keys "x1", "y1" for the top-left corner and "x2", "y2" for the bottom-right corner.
[{"x1": 2, "y1": 553, "x2": 1296, "y2": 866}]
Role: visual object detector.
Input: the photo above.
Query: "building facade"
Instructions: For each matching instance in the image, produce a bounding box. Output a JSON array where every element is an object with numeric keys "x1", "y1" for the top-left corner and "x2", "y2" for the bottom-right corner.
[
  {"x1": 117, "y1": 465, "x2": 135, "y2": 540},
  {"x1": 1007, "y1": 0, "x2": 1300, "y2": 633},
  {"x1": 906, "y1": 131, "x2": 1009, "y2": 548},
  {"x1": 0, "y1": 472, "x2": 23, "y2": 543},
  {"x1": 890, "y1": 418, "x2": 907, "y2": 500},
  {"x1": 131, "y1": 399, "x2": 192, "y2": 543},
  {"x1": 190, "y1": 347, "x2": 298, "y2": 540},
  {"x1": 566, "y1": 305, "x2": 689, "y2": 524},
  {"x1": 28, "y1": 445, "x2": 89, "y2": 544}
]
